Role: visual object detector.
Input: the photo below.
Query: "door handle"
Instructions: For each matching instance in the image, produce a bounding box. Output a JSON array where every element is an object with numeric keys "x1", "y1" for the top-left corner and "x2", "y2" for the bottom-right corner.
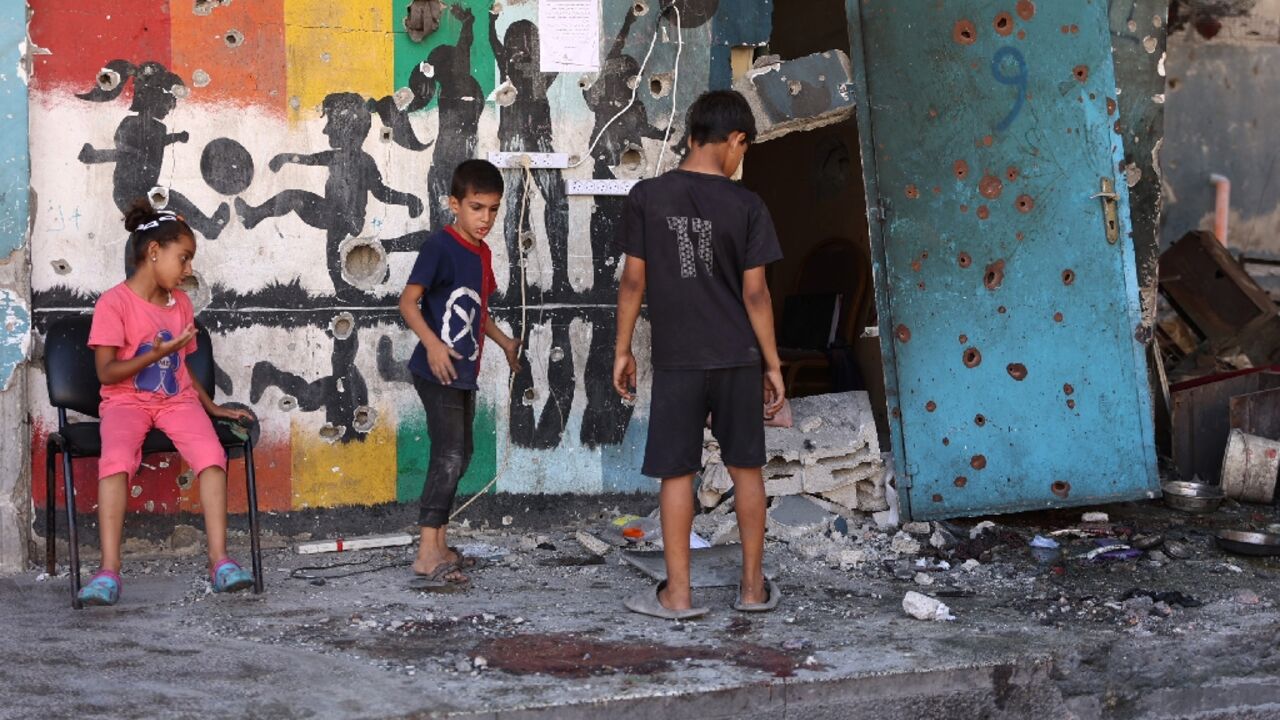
[{"x1": 1096, "y1": 178, "x2": 1120, "y2": 244}]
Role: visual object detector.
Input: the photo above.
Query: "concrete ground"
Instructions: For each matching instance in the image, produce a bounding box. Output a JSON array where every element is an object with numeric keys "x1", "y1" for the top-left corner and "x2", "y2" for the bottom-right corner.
[{"x1": 3, "y1": 499, "x2": 1280, "y2": 720}]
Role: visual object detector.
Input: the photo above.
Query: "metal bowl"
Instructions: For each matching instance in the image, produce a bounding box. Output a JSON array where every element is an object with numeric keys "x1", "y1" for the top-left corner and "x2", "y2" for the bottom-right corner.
[
  {"x1": 1217, "y1": 529, "x2": 1280, "y2": 556},
  {"x1": 1162, "y1": 481, "x2": 1224, "y2": 513}
]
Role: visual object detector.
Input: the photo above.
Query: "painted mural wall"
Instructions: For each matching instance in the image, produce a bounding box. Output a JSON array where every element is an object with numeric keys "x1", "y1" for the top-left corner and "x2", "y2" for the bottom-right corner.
[{"x1": 28, "y1": 0, "x2": 770, "y2": 516}]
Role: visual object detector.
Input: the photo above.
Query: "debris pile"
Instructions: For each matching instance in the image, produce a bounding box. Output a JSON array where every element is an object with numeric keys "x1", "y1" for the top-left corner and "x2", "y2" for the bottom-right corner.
[{"x1": 698, "y1": 391, "x2": 888, "y2": 514}]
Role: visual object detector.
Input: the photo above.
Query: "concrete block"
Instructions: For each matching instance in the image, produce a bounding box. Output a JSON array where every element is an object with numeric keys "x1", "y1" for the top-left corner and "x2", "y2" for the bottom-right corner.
[
  {"x1": 802, "y1": 452, "x2": 881, "y2": 494},
  {"x1": 763, "y1": 464, "x2": 804, "y2": 497},
  {"x1": 818, "y1": 483, "x2": 858, "y2": 512}
]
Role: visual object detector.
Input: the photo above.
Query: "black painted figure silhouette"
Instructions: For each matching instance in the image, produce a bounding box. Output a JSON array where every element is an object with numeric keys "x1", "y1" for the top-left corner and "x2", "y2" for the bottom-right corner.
[
  {"x1": 78, "y1": 60, "x2": 231, "y2": 240},
  {"x1": 425, "y1": 5, "x2": 486, "y2": 230},
  {"x1": 250, "y1": 328, "x2": 369, "y2": 443},
  {"x1": 491, "y1": 14, "x2": 572, "y2": 299},
  {"x1": 235, "y1": 93, "x2": 424, "y2": 299}
]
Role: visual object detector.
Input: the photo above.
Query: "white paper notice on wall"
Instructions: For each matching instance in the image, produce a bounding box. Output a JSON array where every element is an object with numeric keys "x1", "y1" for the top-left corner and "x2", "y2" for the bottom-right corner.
[{"x1": 538, "y1": 0, "x2": 601, "y2": 73}]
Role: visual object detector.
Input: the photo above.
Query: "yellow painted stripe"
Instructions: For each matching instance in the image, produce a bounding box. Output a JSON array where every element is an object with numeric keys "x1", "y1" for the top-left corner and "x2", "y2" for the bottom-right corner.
[
  {"x1": 283, "y1": 0, "x2": 394, "y2": 122},
  {"x1": 290, "y1": 418, "x2": 398, "y2": 509}
]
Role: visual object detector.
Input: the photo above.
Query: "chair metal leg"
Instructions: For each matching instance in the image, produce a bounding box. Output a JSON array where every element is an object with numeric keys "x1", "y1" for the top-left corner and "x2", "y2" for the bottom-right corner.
[
  {"x1": 45, "y1": 439, "x2": 58, "y2": 576},
  {"x1": 243, "y1": 438, "x2": 264, "y2": 594},
  {"x1": 62, "y1": 452, "x2": 82, "y2": 610}
]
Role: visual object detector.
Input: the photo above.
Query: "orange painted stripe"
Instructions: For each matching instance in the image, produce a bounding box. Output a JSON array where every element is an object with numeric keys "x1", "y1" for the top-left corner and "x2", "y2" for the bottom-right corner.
[{"x1": 170, "y1": 0, "x2": 288, "y2": 113}]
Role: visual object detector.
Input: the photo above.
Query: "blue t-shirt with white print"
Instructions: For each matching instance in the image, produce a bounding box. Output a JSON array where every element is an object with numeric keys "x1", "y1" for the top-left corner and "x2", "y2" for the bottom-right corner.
[{"x1": 406, "y1": 226, "x2": 496, "y2": 391}]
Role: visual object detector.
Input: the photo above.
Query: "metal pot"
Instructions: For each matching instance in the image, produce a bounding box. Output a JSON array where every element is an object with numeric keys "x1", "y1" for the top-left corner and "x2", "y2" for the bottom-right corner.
[
  {"x1": 1161, "y1": 481, "x2": 1224, "y2": 514},
  {"x1": 1216, "y1": 530, "x2": 1280, "y2": 556}
]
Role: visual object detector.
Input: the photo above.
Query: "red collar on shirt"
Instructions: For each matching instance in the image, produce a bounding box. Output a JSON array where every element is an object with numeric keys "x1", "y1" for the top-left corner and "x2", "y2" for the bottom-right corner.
[{"x1": 446, "y1": 225, "x2": 488, "y2": 256}]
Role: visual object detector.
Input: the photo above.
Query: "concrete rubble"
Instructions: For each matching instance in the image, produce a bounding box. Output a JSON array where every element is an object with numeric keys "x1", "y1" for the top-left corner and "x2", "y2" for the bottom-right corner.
[
  {"x1": 699, "y1": 391, "x2": 889, "y2": 516},
  {"x1": 10, "y1": 496, "x2": 1280, "y2": 719}
]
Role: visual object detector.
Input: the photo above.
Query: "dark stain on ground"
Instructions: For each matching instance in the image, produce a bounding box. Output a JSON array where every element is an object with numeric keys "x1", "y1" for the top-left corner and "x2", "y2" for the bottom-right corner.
[{"x1": 473, "y1": 632, "x2": 811, "y2": 678}]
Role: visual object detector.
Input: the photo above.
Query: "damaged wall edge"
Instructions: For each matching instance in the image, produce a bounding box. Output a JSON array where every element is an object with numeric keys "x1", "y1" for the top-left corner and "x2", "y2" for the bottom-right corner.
[{"x1": 0, "y1": 0, "x2": 33, "y2": 573}]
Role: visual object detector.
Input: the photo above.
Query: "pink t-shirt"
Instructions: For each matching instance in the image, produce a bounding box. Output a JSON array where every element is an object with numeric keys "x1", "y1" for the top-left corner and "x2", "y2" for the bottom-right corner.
[{"x1": 88, "y1": 283, "x2": 199, "y2": 404}]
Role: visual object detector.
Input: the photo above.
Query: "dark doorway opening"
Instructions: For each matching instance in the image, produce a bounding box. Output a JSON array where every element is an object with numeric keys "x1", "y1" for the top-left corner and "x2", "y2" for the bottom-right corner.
[{"x1": 740, "y1": 0, "x2": 888, "y2": 440}]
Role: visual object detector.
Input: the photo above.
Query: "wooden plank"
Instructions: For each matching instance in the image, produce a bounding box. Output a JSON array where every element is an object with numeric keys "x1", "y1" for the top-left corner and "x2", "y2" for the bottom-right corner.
[
  {"x1": 1159, "y1": 231, "x2": 1276, "y2": 342},
  {"x1": 1230, "y1": 387, "x2": 1280, "y2": 442},
  {"x1": 1171, "y1": 371, "x2": 1280, "y2": 483}
]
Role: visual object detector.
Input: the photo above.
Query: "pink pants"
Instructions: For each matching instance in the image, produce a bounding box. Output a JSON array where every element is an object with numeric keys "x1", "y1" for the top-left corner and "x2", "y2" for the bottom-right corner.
[{"x1": 98, "y1": 396, "x2": 226, "y2": 480}]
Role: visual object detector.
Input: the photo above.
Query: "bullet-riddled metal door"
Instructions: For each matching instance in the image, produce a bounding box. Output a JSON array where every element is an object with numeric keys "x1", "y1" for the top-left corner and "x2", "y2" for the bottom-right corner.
[{"x1": 847, "y1": 1, "x2": 1158, "y2": 518}]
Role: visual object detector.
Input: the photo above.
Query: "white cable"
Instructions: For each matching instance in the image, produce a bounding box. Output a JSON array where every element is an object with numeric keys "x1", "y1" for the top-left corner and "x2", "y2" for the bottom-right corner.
[
  {"x1": 569, "y1": 13, "x2": 662, "y2": 169},
  {"x1": 654, "y1": 5, "x2": 682, "y2": 176}
]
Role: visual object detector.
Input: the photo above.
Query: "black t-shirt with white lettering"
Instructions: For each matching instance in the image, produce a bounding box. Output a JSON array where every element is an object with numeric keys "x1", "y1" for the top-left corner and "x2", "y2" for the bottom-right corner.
[{"x1": 621, "y1": 169, "x2": 783, "y2": 370}]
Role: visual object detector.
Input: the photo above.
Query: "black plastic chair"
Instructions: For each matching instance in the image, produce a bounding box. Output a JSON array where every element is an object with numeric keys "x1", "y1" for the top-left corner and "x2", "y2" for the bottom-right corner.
[{"x1": 42, "y1": 315, "x2": 263, "y2": 608}]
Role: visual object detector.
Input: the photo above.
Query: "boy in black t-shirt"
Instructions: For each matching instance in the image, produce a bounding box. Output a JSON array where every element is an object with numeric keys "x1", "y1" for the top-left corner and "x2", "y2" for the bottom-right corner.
[
  {"x1": 399, "y1": 159, "x2": 522, "y2": 586},
  {"x1": 614, "y1": 90, "x2": 786, "y2": 619}
]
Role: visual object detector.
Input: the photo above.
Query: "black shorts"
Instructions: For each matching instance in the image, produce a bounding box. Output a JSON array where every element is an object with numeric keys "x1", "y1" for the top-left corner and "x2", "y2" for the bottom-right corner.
[{"x1": 642, "y1": 364, "x2": 766, "y2": 478}]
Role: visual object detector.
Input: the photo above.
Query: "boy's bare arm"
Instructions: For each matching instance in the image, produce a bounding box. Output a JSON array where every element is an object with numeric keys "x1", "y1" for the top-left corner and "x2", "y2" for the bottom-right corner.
[
  {"x1": 742, "y1": 266, "x2": 786, "y2": 415},
  {"x1": 484, "y1": 318, "x2": 522, "y2": 372},
  {"x1": 612, "y1": 255, "x2": 646, "y2": 400},
  {"x1": 399, "y1": 283, "x2": 461, "y2": 384}
]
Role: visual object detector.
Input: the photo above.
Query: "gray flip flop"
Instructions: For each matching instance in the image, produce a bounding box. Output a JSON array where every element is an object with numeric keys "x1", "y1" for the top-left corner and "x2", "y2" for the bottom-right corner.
[
  {"x1": 733, "y1": 578, "x2": 781, "y2": 612},
  {"x1": 408, "y1": 560, "x2": 468, "y2": 592},
  {"x1": 624, "y1": 580, "x2": 709, "y2": 620}
]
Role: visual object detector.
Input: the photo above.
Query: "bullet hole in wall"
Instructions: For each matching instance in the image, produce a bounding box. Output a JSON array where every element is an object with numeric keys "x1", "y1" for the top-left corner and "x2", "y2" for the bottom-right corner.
[
  {"x1": 330, "y1": 312, "x2": 356, "y2": 340},
  {"x1": 339, "y1": 239, "x2": 388, "y2": 289},
  {"x1": 619, "y1": 146, "x2": 644, "y2": 171},
  {"x1": 97, "y1": 68, "x2": 122, "y2": 92},
  {"x1": 353, "y1": 406, "x2": 378, "y2": 433},
  {"x1": 149, "y1": 186, "x2": 170, "y2": 209},
  {"x1": 319, "y1": 424, "x2": 345, "y2": 441},
  {"x1": 649, "y1": 73, "x2": 672, "y2": 98},
  {"x1": 495, "y1": 82, "x2": 517, "y2": 107}
]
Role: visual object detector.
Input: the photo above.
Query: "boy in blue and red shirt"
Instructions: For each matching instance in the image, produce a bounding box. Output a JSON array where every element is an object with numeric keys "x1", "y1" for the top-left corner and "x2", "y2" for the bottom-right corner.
[{"x1": 399, "y1": 159, "x2": 521, "y2": 585}]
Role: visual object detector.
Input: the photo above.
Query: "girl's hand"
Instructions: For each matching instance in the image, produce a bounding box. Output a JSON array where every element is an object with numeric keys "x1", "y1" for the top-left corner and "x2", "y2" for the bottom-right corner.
[
  {"x1": 502, "y1": 338, "x2": 522, "y2": 373},
  {"x1": 153, "y1": 324, "x2": 196, "y2": 358},
  {"x1": 211, "y1": 405, "x2": 254, "y2": 424}
]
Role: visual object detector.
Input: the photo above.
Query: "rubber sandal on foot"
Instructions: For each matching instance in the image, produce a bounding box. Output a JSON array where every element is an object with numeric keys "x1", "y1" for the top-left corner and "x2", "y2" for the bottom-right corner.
[
  {"x1": 624, "y1": 580, "x2": 709, "y2": 620},
  {"x1": 77, "y1": 570, "x2": 121, "y2": 607},
  {"x1": 210, "y1": 558, "x2": 254, "y2": 593},
  {"x1": 733, "y1": 578, "x2": 781, "y2": 613}
]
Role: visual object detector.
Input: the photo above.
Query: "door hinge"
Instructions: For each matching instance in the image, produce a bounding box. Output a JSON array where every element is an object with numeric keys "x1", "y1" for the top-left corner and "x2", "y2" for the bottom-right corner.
[
  {"x1": 902, "y1": 463, "x2": 917, "y2": 488},
  {"x1": 1094, "y1": 178, "x2": 1120, "y2": 244}
]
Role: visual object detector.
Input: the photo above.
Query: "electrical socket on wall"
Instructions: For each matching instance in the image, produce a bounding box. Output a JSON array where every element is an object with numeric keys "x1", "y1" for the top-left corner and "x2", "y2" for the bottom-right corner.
[
  {"x1": 565, "y1": 179, "x2": 640, "y2": 196},
  {"x1": 487, "y1": 152, "x2": 572, "y2": 169}
]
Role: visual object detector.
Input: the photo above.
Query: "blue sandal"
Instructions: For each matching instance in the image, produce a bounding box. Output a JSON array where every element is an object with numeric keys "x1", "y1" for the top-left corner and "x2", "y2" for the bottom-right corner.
[
  {"x1": 77, "y1": 569, "x2": 122, "y2": 606},
  {"x1": 210, "y1": 558, "x2": 254, "y2": 593}
]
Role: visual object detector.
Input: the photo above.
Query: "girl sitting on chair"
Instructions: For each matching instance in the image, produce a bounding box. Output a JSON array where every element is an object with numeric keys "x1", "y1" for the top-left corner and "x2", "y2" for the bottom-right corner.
[{"x1": 80, "y1": 200, "x2": 254, "y2": 606}]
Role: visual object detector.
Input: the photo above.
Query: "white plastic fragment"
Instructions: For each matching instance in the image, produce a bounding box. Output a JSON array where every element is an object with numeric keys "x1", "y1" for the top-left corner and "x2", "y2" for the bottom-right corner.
[{"x1": 969, "y1": 521, "x2": 996, "y2": 539}]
